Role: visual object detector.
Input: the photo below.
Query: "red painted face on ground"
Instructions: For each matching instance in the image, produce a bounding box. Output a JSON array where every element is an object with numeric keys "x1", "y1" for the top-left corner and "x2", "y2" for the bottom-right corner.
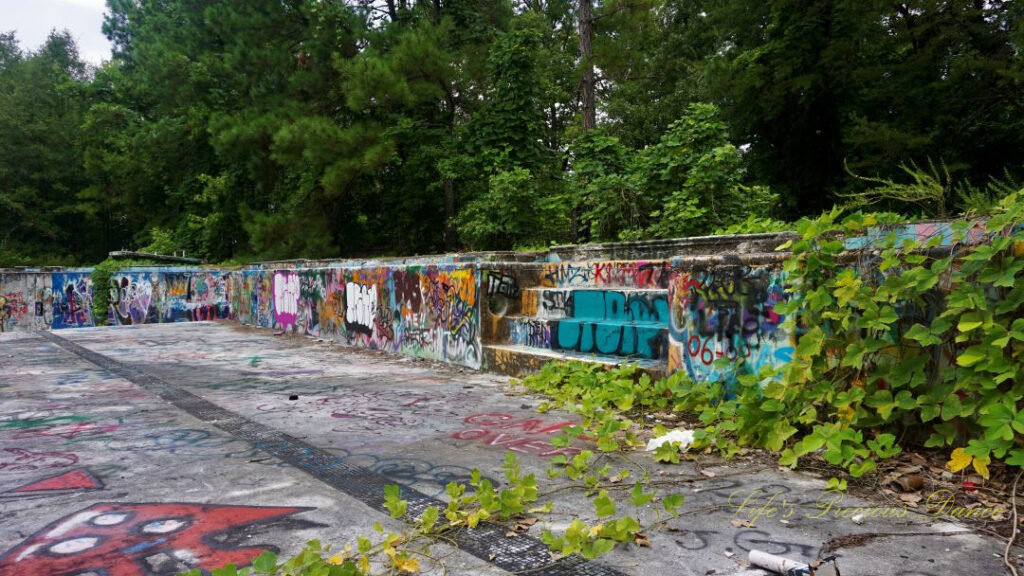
[{"x1": 0, "y1": 502, "x2": 308, "y2": 576}]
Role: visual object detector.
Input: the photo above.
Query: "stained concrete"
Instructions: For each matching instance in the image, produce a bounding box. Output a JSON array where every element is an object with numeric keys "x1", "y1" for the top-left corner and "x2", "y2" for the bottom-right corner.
[{"x1": 1, "y1": 322, "x2": 1020, "y2": 575}]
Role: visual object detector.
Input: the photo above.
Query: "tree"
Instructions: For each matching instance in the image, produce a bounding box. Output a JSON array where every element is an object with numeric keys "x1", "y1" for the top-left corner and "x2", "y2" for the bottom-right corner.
[{"x1": 0, "y1": 31, "x2": 93, "y2": 265}]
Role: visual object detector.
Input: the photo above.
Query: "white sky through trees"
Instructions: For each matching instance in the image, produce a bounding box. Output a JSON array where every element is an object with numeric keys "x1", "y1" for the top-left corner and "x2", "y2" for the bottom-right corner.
[{"x1": 0, "y1": 0, "x2": 111, "y2": 64}]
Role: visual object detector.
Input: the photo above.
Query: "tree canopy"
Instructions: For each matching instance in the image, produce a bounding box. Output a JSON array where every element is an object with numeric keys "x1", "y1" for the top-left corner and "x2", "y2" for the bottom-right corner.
[{"x1": 1, "y1": 0, "x2": 1021, "y2": 265}]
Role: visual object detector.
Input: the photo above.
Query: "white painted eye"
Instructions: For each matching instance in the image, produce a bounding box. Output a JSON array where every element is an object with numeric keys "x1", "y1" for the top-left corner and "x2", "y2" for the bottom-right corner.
[
  {"x1": 140, "y1": 519, "x2": 188, "y2": 534},
  {"x1": 92, "y1": 514, "x2": 129, "y2": 526},
  {"x1": 49, "y1": 537, "x2": 99, "y2": 554}
]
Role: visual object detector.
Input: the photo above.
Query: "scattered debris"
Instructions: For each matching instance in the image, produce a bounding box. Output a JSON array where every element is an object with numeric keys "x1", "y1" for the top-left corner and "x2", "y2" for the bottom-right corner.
[
  {"x1": 288, "y1": 394, "x2": 299, "y2": 401},
  {"x1": 898, "y1": 492, "x2": 923, "y2": 505},
  {"x1": 634, "y1": 533, "x2": 651, "y2": 547},
  {"x1": 731, "y1": 518, "x2": 756, "y2": 529},
  {"x1": 748, "y1": 550, "x2": 840, "y2": 576},
  {"x1": 510, "y1": 517, "x2": 538, "y2": 534},
  {"x1": 645, "y1": 429, "x2": 695, "y2": 452}
]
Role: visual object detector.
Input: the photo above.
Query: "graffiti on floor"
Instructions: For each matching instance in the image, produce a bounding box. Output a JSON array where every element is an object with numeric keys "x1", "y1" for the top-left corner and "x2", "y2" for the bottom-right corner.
[
  {"x1": 451, "y1": 412, "x2": 580, "y2": 457},
  {"x1": 0, "y1": 448, "x2": 79, "y2": 473},
  {"x1": 100, "y1": 428, "x2": 242, "y2": 455},
  {"x1": 0, "y1": 502, "x2": 313, "y2": 576},
  {"x1": 4, "y1": 468, "x2": 104, "y2": 494},
  {"x1": 254, "y1": 389, "x2": 477, "y2": 433}
]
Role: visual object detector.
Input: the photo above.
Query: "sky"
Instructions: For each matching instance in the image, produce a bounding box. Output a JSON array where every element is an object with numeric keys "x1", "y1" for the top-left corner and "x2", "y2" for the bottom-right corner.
[{"x1": 1, "y1": 0, "x2": 113, "y2": 64}]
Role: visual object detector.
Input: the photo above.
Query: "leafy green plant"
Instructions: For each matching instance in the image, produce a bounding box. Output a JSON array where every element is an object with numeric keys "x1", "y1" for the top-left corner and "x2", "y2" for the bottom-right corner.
[
  {"x1": 88, "y1": 257, "x2": 160, "y2": 326},
  {"x1": 88, "y1": 259, "x2": 119, "y2": 326},
  {"x1": 844, "y1": 159, "x2": 955, "y2": 218},
  {"x1": 713, "y1": 215, "x2": 793, "y2": 235},
  {"x1": 671, "y1": 189, "x2": 1024, "y2": 479}
]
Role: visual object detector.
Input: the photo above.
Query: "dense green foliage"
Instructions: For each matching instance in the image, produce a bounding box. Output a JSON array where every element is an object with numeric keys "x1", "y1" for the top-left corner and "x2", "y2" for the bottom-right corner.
[
  {"x1": 670, "y1": 190, "x2": 1024, "y2": 479},
  {"x1": 1, "y1": 1, "x2": 1022, "y2": 265}
]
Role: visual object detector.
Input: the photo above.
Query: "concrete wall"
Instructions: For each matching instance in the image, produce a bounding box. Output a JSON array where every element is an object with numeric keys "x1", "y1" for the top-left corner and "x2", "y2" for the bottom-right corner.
[
  {"x1": 0, "y1": 268, "x2": 232, "y2": 332},
  {"x1": 665, "y1": 259, "x2": 791, "y2": 381},
  {"x1": 3, "y1": 221, "x2": 1001, "y2": 379},
  {"x1": 226, "y1": 265, "x2": 482, "y2": 369},
  {"x1": 477, "y1": 255, "x2": 794, "y2": 382}
]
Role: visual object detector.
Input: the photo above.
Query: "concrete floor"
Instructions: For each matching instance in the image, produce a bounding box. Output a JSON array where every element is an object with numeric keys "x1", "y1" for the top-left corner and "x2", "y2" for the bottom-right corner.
[{"x1": 0, "y1": 322, "x2": 1019, "y2": 576}]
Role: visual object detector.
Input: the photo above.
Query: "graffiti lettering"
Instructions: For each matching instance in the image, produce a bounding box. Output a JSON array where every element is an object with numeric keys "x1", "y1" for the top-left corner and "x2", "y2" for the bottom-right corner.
[
  {"x1": 668, "y1": 268, "x2": 794, "y2": 381},
  {"x1": 486, "y1": 272, "x2": 520, "y2": 299},
  {"x1": 345, "y1": 282, "x2": 377, "y2": 335},
  {"x1": 451, "y1": 412, "x2": 579, "y2": 457},
  {"x1": 273, "y1": 272, "x2": 299, "y2": 328}
]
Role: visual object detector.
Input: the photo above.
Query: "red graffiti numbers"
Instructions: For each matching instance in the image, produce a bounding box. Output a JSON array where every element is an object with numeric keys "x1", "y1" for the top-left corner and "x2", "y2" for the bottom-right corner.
[
  {"x1": 0, "y1": 502, "x2": 310, "y2": 576},
  {"x1": 451, "y1": 412, "x2": 579, "y2": 457}
]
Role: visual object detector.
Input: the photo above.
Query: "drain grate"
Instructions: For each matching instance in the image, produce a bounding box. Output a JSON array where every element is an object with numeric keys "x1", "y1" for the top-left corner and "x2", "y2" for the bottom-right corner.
[{"x1": 40, "y1": 331, "x2": 630, "y2": 576}]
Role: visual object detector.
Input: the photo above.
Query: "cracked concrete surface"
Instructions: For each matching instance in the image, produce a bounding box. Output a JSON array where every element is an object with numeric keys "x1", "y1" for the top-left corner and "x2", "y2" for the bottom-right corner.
[{"x1": 1, "y1": 321, "x2": 1020, "y2": 575}]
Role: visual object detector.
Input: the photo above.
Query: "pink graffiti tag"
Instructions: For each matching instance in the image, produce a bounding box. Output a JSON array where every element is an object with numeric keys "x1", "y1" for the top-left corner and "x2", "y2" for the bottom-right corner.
[{"x1": 451, "y1": 412, "x2": 580, "y2": 457}]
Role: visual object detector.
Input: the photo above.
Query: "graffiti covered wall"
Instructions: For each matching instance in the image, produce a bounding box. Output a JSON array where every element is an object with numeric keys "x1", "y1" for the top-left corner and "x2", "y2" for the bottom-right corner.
[
  {"x1": 667, "y1": 266, "x2": 794, "y2": 382},
  {"x1": 228, "y1": 265, "x2": 482, "y2": 369},
  {"x1": 0, "y1": 268, "x2": 232, "y2": 331},
  {"x1": 0, "y1": 272, "x2": 55, "y2": 332},
  {"x1": 51, "y1": 272, "x2": 93, "y2": 329},
  {"x1": 108, "y1": 269, "x2": 230, "y2": 326}
]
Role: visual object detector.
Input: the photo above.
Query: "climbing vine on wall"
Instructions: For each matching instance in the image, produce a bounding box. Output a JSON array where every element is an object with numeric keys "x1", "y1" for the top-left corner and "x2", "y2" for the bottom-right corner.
[{"x1": 671, "y1": 189, "x2": 1024, "y2": 477}]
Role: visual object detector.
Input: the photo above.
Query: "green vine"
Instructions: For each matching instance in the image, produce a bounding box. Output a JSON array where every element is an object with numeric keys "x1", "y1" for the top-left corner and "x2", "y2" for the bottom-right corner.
[
  {"x1": 88, "y1": 259, "x2": 119, "y2": 326},
  {"x1": 672, "y1": 189, "x2": 1024, "y2": 479},
  {"x1": 88, "y1": 258, "x2": 160, "y2": 326}
]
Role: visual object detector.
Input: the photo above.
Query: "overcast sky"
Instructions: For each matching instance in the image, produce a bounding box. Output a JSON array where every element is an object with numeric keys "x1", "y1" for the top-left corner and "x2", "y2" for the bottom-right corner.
[{"x1": 1, "y1": 0, "x2": 112, "y2": 64}]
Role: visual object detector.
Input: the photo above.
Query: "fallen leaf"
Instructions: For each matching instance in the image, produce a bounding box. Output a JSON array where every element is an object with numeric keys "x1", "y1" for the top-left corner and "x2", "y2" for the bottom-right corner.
[
  {"x1": 634, "y1": 533, "x2": 651, "y2": 547},
  {"x1": 947, "y1": 448, "x2": 972, "y2": 473},
  {"x1": 700, "y1": 469, "x2": 717, "y2": 478},
  {"x1": 730, "y1": 518, "x2": 755, "y2": 528},
  {"x1": 505, "y1": 531, "x2": 518, "y2": 538},
  {"x1": 510, "y1": 518, "x2": 538, "y2": 533},
  {"x1": 898, "y1": 493, "x2": 923, "y2": 505}
]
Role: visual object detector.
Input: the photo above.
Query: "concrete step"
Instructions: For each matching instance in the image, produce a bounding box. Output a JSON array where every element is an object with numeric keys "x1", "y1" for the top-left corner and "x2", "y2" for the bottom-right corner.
[
  {"x1": 552, "y1": 318, "x2": 668, "y2": 359},
  {"x1": 520, "y1": 287, "x2": 668, "y2": 322},
  {"x1": 483, "y1": 344, "x2": 667, "y2": 378},
  {"x1": 571, "y1": 288, "x2": 668, "y2": 322},
  {"x1": 505, "y1": 315, "x2": 669, "y2": 360}
]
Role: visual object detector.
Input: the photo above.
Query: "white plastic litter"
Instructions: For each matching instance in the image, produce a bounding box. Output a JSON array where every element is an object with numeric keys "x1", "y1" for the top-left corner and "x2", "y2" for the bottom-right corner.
[
  {"x1": 748, "y1": 551, "x2": 840, "y2": 576},
  {"x1": 645, "y1": 429, "x2": 695, "y2": 452}
]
